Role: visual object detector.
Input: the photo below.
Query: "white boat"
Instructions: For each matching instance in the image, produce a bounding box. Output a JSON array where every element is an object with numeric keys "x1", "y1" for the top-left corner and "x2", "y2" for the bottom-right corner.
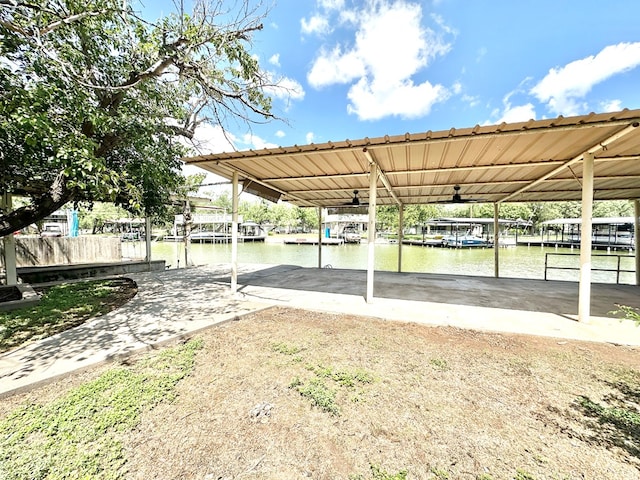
[{"x1": 443, "y1": 235, "x2": 488, "y2": 248}]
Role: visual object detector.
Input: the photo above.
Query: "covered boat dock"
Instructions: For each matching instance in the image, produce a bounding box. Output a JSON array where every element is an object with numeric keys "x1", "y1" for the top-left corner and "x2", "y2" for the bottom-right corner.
[
  {"x1": 535, "y1": 217, "x2": 635, "y2": 250},
  {"x1": 160, "y1": 110, "x2": 640, "y2": 322}
]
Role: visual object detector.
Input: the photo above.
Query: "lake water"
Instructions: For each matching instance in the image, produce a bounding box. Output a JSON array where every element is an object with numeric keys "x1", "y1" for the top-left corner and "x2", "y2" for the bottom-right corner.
[{"x1": 123, "y1": 240, "x2": 637, "y2": 285}]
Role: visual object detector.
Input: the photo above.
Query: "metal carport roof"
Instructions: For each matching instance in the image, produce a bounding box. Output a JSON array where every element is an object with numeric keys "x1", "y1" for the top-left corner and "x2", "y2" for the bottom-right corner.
[
  {"x1": 183, "y1": 108, "x2": 640, "y2": 207},
  {"x1": 182, "y1": 108, "x2": 640, "y2": 323}
]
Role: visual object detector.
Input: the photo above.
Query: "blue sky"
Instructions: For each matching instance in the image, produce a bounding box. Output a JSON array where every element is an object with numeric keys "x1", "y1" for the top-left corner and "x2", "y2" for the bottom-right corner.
[{"x1": 143, "y1": 0, "x2": 640, "y2": 159}]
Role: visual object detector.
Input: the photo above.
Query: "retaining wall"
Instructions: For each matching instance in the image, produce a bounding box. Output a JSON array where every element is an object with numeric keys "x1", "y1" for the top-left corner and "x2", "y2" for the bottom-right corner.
[{"x1": 0, "y1": 236, "x2": 122, "y2": 266}]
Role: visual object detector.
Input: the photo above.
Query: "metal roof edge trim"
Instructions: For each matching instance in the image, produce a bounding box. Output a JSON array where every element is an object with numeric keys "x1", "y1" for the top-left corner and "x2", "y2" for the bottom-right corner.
[{"x1": 182, "y1": 109, "x2": 640, "y2": 164}]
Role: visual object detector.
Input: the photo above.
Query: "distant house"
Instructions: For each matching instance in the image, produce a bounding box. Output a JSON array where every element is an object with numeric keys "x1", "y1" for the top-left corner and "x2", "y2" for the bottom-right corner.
[{"x1": 322, "y1": 213, "x2": 369, "y2": 238}]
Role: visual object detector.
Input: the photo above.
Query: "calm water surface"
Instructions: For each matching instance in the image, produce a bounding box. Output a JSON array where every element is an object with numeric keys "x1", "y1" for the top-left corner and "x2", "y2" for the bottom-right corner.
[{"x1": 123, "y1": 239, "x2": 636, "y2": 285}]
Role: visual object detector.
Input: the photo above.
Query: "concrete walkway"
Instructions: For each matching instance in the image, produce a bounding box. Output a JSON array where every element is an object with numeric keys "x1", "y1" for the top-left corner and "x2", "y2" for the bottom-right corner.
[
  {"x1": 0, "y1": 267, "x2": 271, "y2": 398},
  {"x1": 1, "y1": 263, "x2": 639, "y2": 398}
]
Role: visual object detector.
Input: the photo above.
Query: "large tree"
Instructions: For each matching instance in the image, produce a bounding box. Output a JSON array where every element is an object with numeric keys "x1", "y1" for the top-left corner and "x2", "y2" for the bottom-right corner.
[{"x1": 0, "y1": 0, "x2": 275, "y2": 237}]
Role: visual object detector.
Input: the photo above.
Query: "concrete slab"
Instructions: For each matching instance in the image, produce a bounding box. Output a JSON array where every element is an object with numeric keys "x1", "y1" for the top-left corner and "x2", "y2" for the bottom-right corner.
[{"x1": 229, "y1": 264, "x2": 640, "y2": 346}]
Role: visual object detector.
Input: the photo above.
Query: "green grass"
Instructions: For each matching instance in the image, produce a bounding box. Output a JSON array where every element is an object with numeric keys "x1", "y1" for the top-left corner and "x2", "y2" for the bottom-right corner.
[
  {"x1": 515, "y1": 469, "x2": 536, "y2": 480},
  {"x1": 0, "y1": 279, "x2": 135, "y2": 352},
  {"x1": 290, "y1": 376, "x2": 340, "y2": 415},
  {"x1": 273, "y1": 339, "x2": 375, "y2": 415},
  {"x1": 288, "y1": 363, "x2": 374, "y2": 415},
  {"x1": 271, "y1": 341, "x2": 301, "y2": 355},
  {"x1": 429, "y1": 358, "x2": 449, "y2": 371},
  {"x1": 611, "y1": 304, "x2": 640, "y2": 326},
  {"x1": 349, "y1": 464, "x2": 408, "y2": 480},
  {"x1": 578, "y1": 395, "x2": 640, "y2": 430},
  {"x1": 574, "y1": 367, "x2": 640, "y2": 459},
  {"x1": 307, "y1": 364, "x2": 375, "y2": 387},
  {"x1": 0, "y1": 338, "x2": 202, "y2": 480}
]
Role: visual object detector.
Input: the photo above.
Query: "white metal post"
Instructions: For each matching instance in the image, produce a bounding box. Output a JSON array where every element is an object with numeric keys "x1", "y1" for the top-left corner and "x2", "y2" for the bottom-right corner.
[
  {"x1": 398, "y1": 204, "x2": 404, "y2": 273},
  {"x1": 317, "y1": 207, "x2": 322, "y2": 268},
  {"x1": 366, "y1": 162, "x2": 377, "y2": 303},
  {"x1": 231, "y1": 172, "x2": 239, "y2": 294},
  {"x1": 635, "y1": 199, "x2": 640, "y2": 286},
  {"x1": 494, "y1": 203, "x2": 500, "y2": 278},
  {"x1": 578, "y1": 152, "x2": 594, "y2": 323},
  {"x1": 145, "y1": 216, "x2": 152, "y2": 263},
  {"x1": 1, "y1": 193, "x2": 17, "y2": 285}
]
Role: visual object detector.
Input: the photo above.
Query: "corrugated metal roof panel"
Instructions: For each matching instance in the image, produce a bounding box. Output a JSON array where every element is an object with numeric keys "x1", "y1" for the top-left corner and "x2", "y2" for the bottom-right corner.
[{"x1": 184, "y1": 109, "x2": 640, "y2": 206}]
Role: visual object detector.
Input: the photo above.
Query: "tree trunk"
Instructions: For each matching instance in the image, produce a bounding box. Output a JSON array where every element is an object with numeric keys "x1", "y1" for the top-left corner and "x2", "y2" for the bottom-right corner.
[{"x1": 0, "y1": 173, "x2": 73, "y2": 238}]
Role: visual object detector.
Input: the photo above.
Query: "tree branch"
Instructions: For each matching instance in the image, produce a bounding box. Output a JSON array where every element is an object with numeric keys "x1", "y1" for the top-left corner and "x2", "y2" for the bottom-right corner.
[{"x1": 0, "y1": 172, "x2": 74, "y2": 237}]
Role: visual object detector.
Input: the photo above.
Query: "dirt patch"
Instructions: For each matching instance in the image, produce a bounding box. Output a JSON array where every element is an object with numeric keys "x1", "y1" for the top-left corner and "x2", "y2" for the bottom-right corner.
[
  {"x1": 3, "y1": 307, "x2": 640, "y2": 479},
  {"x1": 126, "y1": 308, "x2": 638, "y2": 479}
]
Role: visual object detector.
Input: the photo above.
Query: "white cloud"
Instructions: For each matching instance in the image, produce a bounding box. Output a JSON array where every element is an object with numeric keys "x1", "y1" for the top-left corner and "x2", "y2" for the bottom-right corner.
[
  {"x1": 461, "y1": 94, "x2": 480, "y2": 108},
  {"x1": 183, "y1": 123, "x2": 236, "y2": 155},
  {"x1": 319, "y1": 0, "x2": 344, "y2": 9},
  {"x1": 301, "y1": 0, "x2": 346, "y2": 35},
  {"x1": 277, "y1": 76, "x2": 306, "y2": 100},
  {"x1": 306, "y1": 0, "x2": 453, "y2": 120},
  {"x1": 241, "y1": 133, "x2": 278, "y2": 150},
  {"x1": 600, "y1": 99, "x2": 622, "y2": 112},
  {"x1": 180, "y1": 124, "x2": 238, "y2": 188},
  {"x1": 264, "y1": 73, "x2": 306, "y2": 105},
  {"x1": 301, "y1": 14, "x2": 331, "y2": 35},
  {"x1": 531, "y1": 42, "x2": 640, "y2": 116},
  {"x1": 495, "y1": 103, "x2": 536, "y2": 124},
  {"x1": 275, "y1": 130, "x2": 286, "y2": 138},
  {"x1": 307, "y1": 46, "x2": 365, "y2": 87},
  {"x1": 347, "y1": 78, "x2": 449, "y2": 120},
  {"x1": 269, "y1": 53, "x2": 280, "y2": 67},
  {"x1": 306, "y1": 132, "x2": 315, "y2": 143}
]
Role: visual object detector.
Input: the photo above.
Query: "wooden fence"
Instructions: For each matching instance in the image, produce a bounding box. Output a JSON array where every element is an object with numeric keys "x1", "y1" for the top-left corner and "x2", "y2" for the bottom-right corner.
[{"x1": 0, "y1": 236, "x2": 122, "y2": 267}]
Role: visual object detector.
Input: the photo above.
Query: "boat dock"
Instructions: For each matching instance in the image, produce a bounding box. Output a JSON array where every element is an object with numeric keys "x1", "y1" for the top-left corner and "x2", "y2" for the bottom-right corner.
[
  {"x1": 517, "y1": 240, "x2": 634, "y2": 251},
  {"x1": 284, "y1": 237, "x2": 345, "y2": 245}
]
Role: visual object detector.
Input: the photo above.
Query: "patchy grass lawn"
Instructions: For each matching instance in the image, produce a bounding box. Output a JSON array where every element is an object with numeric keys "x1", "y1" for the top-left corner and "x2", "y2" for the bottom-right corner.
[
  {"x1": 0, "y1": 339, "x2": 202, "y2": 479},
  {"x1": 1, "y1": 307, "x2": 638, "y2": 479},
  {"x1": 0, "y1": 278, "x2": 137, "y2": 353}
]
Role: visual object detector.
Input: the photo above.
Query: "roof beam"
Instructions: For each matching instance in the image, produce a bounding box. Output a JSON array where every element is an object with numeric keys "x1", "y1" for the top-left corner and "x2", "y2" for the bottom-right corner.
[
  {"x1": 210, "y1": 161, "x2": 318, "y2": 207},
  {"x1": 235, "y1": 160, "x2": 564, "y2": 184},
  {"x1": 498, "y1": 122, "x2": 640, "y2": 203},
  {"x1": 282, "y1": 174, "x2": 640, "y2": 196},
  {"x1": 257, "y1": 155, "x2": 640, "y2": 184}
]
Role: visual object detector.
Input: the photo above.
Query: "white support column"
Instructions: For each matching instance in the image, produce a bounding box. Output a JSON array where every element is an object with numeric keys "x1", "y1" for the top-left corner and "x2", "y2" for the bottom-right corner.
[
  {"x1": 398, "y1": 204, "x2": 404, "y2": 273},
  {"x1": 493, "y1": 203, "x2": 500, "y2": 278},
  {"x1": 317, "y1": 207, "x2": 323, "y2": 269},
  {"x1": 578, "y1": 152, "x2": 594, "y2": 323},
  {"x1": 366, "y1": 162, "x2": 377, "y2": 303},
  {"x1": 231, "y1": 172, "x2": 239, "y2": 294},
  {"x1": 1, "y1": 193, "x2": 17, "y2": 286},
  {"x1": 144, "y1": 216, "x2": 152, "y2": 263},
  {"x1": 635, "y1": 199, "x2": 640, "y2": 286}
]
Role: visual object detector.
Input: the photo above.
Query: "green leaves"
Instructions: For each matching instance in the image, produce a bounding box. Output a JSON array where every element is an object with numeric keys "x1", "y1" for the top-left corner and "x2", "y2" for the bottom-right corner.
[{"x1": 1, "y1": 0, "x2": 276, "y2": 235}]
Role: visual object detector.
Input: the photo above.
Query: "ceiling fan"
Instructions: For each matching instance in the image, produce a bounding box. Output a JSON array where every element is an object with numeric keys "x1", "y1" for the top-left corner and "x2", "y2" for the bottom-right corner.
[
  {"x1": 345, "y1": 189, "x2": 361, "y2": 206},
  {"x1": 435, "y1": 185, "x2": 483, "y2": 204},
  {"x1": 326, "y1": 190, "x2": 368, "y2": 212},
  {"x1": 328, "y1": 189, "x2": 362, "y2": 207}
]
